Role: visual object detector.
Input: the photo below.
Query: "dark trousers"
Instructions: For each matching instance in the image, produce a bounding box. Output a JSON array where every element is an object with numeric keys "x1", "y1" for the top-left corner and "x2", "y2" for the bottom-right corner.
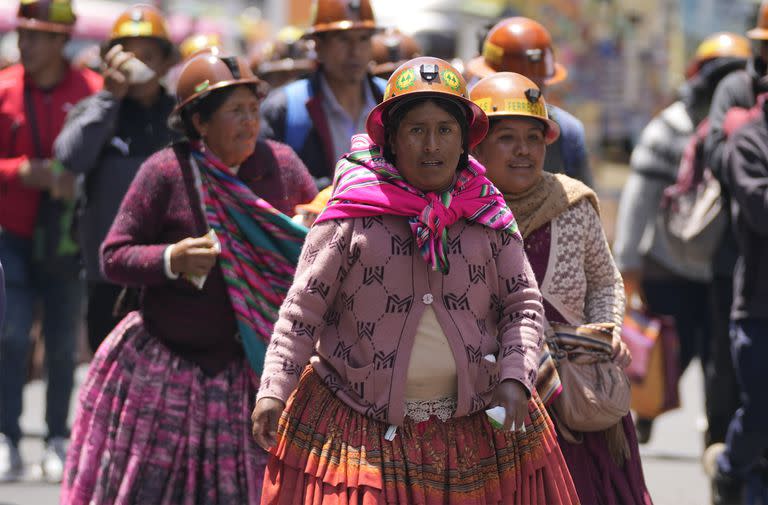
[
  {"x1": 643, "y1": 278, "x2": 710, "y2": 375},
  {"x1": 706, "y1": 275, "x2": 741, "y2": 446},
  {"x1": 86, "y1": 281, "x2": 125, "y2": 353},
  {"x1": 642, "y1": 277, "x2": 738, "y2": 443},
  {"x1": 718, "y1": 318, "x2": 768, "y2": 478}
]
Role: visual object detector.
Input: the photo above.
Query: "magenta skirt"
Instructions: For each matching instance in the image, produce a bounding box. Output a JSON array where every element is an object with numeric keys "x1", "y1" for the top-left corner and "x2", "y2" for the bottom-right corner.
[
  {"x1": 558, "y1": 414, "x2": 654, "y2": 505},
  {"x1": 61, "y1": 311, "x2": 268, "y2": 505}
]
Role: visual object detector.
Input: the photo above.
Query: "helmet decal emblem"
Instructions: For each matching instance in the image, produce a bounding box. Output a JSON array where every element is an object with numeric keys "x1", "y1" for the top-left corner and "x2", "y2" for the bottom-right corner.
[
  {"x1": 482, "y1": 41, "x2": 504, "y2": 65},
  {"x1": 441, "y1": 69, "x2": 461, "y2": 92},
  {"x1": 473, "y1": 97, "x2": 493, "y2": 113},
  {"x1": 395, "y1": 68, "x2": 417, "y2": 90},
  {"x1": 194, "y1": 80, "x2": 211, "y2": 93},
  {"x1": 49, "y1": 1, "x2": 75, "y2": 23}
]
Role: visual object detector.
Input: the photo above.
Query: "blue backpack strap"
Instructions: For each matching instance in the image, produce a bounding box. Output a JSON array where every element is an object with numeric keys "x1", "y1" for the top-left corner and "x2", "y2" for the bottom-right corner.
[
  {"x1": 372, "y1": 76, "x2": 387, "y2": 97},
  {"x1": 284, "y1": 79, "x2": 313, "y2": 154}
]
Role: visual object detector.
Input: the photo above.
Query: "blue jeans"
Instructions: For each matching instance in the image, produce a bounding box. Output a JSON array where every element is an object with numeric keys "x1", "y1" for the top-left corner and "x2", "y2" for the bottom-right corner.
[
  {"x1": 0, "y1": 231, "x2": 83, "y2": 445},
  {"x1": 718, "y1": 318, "x2": 768, "y2": 478}
]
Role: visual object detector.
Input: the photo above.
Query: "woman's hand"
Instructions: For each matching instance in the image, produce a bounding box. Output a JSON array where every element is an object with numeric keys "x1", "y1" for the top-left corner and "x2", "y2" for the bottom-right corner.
[
  {"x1": 251, "y1": 397, "x2": 286, "y2": 450},
  {"x1": 491, "y1": 379, "x2": 529, "y2": 431},
  {"x1": 169, "y1": 236, "x2": 219, "y2": 277},
  {"x1": 612, "y1": 335, "x2": 632, "y2": 369}
]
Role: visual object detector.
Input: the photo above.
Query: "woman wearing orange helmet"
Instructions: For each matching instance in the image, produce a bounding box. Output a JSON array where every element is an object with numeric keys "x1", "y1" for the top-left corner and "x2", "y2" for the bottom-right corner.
[
  {"x1": 61, "y1": 53, "x2": 315, "y2": 504},
  {"x1": 471, "y1": 72, "x2": 652, "y2": 505},
  {"x1": 252, "y1": 57, "x2": 579, "y2": 504}
]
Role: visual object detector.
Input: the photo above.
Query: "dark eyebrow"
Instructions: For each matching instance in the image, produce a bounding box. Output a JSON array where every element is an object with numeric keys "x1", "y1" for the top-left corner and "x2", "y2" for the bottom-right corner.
[{"x1": 402, "y1": 118, "x2": 459, "y2": 126}]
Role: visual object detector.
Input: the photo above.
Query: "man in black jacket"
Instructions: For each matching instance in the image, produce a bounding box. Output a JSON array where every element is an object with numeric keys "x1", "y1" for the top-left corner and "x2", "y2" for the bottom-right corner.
[
  {"x1": 704, "y1": 3, "x2": 768, "y2": 462},
  {"x1": 54, "y1": 4, "x2": 177, "y2": 352},
  {"x1": 260, "y1": 0, "x2": 385, "y2": 188},
  {"x1": 705, "y1": 94, "x2": 768, "y2": 505}
]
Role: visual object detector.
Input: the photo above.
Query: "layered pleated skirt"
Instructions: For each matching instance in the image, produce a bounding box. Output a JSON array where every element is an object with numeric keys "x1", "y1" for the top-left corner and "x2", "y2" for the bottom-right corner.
[
  {"x1": 61, "y1": 311, "x2": 268, "y2": 505},
  {"x1": 262, "y1": 367, "x2": 580, "y2": 504}
]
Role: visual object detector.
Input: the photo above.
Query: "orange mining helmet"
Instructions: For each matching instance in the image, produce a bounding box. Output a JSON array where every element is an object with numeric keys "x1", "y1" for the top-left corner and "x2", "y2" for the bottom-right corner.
[
  {"x1": 366, "y1": 56, "x2": 488, "y2": 148},
  {"x1": 305, "y1": 0, "x2": 378, "y2": 36},
  {"x1": 173, "y1": 53, "x2": 266, "y2": 115},
  {"x1": 179, "y1": 33, "x2": 222, "y2": 61},
  {"x1": 467, "y1": 17, "x2": 567, "y2": 86},
  {"x1": 16, "y1": 0, "x2": 76, "y2": 34},
  {"x1": 685, "y1": 32, "x2": 751, "y2": 78},
  {"x1": 256, "y1": 26, "x2": 316, "y2": 78},
  {"x1": 470, "y1": 72, "x2": 560, "y2": 144},
  {"x1": 370, "y1": 28, "x2": 422, "y2": 79},
  {"x1": 107, "y1": 4, "x2": 171, "y2": 48}
]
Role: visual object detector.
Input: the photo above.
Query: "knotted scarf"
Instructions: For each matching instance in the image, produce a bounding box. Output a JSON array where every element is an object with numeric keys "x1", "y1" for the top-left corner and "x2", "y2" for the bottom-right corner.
[
  {"x1": 191, "y1": 143, "x2": 308, "y2": 375},
  {"x1": 504, "y1": 171, "x2": 599, "y2": 239},
  {"x1": 315, "y1": 134, "x2": 518, "y2": 273}
]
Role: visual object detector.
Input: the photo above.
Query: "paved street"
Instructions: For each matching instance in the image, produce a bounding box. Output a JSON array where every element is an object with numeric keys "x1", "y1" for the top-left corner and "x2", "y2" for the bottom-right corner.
[{"x1": 0, "y1": 361, "x2": 711, "y2": 504}]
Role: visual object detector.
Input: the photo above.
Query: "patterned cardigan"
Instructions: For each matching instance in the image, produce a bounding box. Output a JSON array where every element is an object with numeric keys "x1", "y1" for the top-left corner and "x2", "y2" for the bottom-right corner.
[
  {"x1": 533, "y1": 199, "x2": 625, "y2": 337},
  {"x1": 257, "y1": 215, "x2": 545, "y2": 426}
]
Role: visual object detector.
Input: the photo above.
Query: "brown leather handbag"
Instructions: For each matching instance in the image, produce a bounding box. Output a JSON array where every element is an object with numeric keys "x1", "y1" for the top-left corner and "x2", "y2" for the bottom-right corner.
[{"x1": 547, "y1": 322, "x2": 631, "y2": 433}]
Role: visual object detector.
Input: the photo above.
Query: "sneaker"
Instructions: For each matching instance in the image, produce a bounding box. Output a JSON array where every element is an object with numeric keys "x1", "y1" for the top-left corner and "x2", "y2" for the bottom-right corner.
[
  {"x1": 704, "y1": 443, "x2": 745, "y2": 505},
  {"x1": 713, "y1": 469, "x2": 745, "y2": 505},
  {"x1": 0, "y1": 433, "x2": 22, "y2": 482},
  {"x1": 41, "y1": 437, "x2": 68, "y2": 484},
  {"x1": 704, "y1": 443, "x2": 727, "y2": 478}
]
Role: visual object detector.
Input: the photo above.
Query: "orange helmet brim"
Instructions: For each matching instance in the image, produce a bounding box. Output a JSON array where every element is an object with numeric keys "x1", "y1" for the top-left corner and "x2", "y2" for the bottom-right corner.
[
  {"x1": 466, "y1": 56, "x2": 568, "y2": 87},
  {"x1": 16, "y1": 17, "x2": 73, "y2": 34},
  {"x1": 366, "y1": 91, "x2": 489, "y2": 149}
]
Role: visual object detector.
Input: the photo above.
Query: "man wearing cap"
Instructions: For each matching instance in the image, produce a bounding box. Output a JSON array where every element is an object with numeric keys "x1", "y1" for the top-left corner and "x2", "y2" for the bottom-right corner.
[
  {"x1": 467, "y1": 17, "x2": 594, "y2": 187},
  {"x1": 252, "y1": 26, "x2": 316, "y2": 89},
  {"x1": 0, "y1": 0, "x2": 101, "y2": 482},
  {"x1": 369, "y1": 28, "x2": 422, "y2": 80},
  {"x1": 260, "y1": 0, "x2": 386, "y2": 188},
  {"x1": 54, "y1": 4, "x2": 178, "y2": 355}
]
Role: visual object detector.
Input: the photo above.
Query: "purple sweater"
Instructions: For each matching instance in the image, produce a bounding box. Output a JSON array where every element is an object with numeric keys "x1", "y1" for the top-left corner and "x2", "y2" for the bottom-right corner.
[
  {"x1": 257, "y1": 216, "x2": 544, "y2": 425},
  {"x1": 101, "y1": 140, "x2": 317, "y2": 374}
]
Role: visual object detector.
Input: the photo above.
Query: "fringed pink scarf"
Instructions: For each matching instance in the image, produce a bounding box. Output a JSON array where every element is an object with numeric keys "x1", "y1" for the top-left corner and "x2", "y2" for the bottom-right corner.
[{"x1": 315, "y1": 134, "x2": 518, "y2": 274}]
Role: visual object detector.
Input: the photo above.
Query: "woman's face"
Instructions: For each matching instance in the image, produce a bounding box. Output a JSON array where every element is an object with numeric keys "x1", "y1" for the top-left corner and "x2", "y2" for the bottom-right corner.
[
  {"x1": 390, "y1": 100, "x2": 464, "y2": 193},
  {"x1": 193, "y1": 86, "x2": 260, "y2": 167},
  {"x1": 472, "y1": 117, "x2": 546, "y2": 194}
]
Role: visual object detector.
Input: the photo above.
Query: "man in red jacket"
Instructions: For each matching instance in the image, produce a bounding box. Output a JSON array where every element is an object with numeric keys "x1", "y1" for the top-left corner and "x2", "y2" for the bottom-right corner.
[{"x1": 0, "y1": 0, "x2": 101, "y2": 483}]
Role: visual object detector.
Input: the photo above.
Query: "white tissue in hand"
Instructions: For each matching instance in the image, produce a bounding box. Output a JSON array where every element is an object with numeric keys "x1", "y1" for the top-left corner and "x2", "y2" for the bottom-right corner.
[
  {"x1": 184, "y1": 229, "x2": 221, "y2": 290},
  {"x1": 123, "y1": 56, "x2": 156, "y2": 84}
]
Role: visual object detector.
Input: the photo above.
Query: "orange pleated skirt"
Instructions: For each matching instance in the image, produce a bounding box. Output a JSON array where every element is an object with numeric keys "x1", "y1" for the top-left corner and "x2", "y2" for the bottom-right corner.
[{"x1": 261, "y1": 368, "x2": 580, "y2": 505}]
